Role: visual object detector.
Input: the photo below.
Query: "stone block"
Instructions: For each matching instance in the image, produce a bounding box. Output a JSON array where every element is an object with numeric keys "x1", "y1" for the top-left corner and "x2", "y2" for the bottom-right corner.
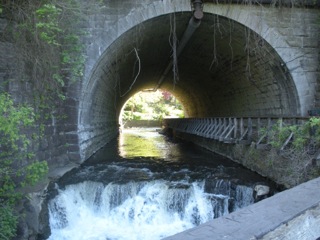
[
  {"x1": 293, "y1": 27, "x2": 310, "y2": 37},
  {"x1": 67, "y1": 144, "x2": 80, "y2": 152},
  {"x1": 65, "y1": 133, "x2": 79, "y2": 142},
  {"x1": 300, "y1": 58, "x2": 319, "y2": 72},
  {"x1": 316, "y1": 154, "x2": 320, "y2": 167},
  {"x1": 0, "y1": 18, "x2": 8, "y2": 32},
  {"x1": 44, "y1": 126, "x2": 55, "y2": 135},
  {"x1": 40, "y1": 138, "x2": 49, "y2": 151},
  {"x1": 61, "y1": 123, "x2": 77, "y2": 133},
  {"x1": 302, "y1": 37, "x2": 319, "y2": 48},
  {"x1": 286, "y1": 37, "x2": 303, "y2": 47}
]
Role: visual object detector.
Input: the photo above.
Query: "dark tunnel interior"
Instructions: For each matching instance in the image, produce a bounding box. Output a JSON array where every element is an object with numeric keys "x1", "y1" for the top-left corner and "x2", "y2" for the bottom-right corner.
[{"x1": 78, "y1": 11, "x2": 300, "y2": 159}]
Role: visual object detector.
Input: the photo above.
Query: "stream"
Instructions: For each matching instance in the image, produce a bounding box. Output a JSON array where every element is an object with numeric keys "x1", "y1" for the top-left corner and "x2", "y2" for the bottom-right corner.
[{"x1": 46, "y1": 128, "x2": 277, "y2": 240}]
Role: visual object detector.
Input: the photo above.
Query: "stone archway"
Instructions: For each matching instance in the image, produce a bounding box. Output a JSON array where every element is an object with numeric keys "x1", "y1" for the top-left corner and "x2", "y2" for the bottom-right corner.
[{"x1": 77, "y1": 0, "x2": 318, "y2": 161}]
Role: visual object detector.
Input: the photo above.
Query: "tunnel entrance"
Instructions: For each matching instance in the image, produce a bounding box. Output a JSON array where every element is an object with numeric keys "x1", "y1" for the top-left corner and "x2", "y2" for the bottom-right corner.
[
  {"x1": 119, "y1": 89, "x2": 184, "y2": 128},
  {"x1": 78, "y1": 9, "x2": 300, "y2": 163}
]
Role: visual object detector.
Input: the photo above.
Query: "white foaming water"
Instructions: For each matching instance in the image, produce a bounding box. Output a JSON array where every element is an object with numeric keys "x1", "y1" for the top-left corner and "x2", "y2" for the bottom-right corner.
[
  {"x1": 48, "y1": 180, "x2": 253, "y2": 240},
  {"x1": 234, "y1": 185, "x2": 254, "y2": 210}
]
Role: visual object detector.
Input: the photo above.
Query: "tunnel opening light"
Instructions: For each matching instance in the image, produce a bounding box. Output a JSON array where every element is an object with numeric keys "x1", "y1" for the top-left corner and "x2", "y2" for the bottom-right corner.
[{"x1": 119, "y1": 90, "x2": 185, "y2": 127}]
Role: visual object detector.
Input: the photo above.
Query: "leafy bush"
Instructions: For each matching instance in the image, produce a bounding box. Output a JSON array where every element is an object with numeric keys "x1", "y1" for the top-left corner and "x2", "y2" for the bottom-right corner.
[
  {"x1": 308, "y1": 117, "x2": 320, "y2": 143},
  {"x1": 0, "y1": 93, "x2": 48, "y2": 239},
  {"x1": 0, "y1": 204, "x2": 18, "y2": 239},
  {"x1": 264, "y1": 117, "x2": 320, "y2": 151},
  {"x1": 255, "y1": 117, "x2": 320, "y2": 186}
]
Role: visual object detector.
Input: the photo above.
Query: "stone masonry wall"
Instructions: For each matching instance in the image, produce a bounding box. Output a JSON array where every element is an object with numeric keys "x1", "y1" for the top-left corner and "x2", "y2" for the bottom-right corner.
[
  {"x1": 203, "y1": 4, "x2": 320, "y2": 115},
  {"x1": 0, "y1": 15, "x2": 82, "y2": 174},
  {"x1": 0, "y1": 16, "x2": 81, "y2": 239}
]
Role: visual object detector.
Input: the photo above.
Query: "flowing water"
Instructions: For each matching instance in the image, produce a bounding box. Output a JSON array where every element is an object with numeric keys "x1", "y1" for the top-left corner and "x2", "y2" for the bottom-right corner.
[{"x1": 46, "y1": 128, "x2": 277, "y2": 240}]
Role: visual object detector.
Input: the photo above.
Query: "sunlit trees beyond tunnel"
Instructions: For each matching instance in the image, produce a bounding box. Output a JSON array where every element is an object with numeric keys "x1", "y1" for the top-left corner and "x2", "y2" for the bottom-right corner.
[{"x1": 120, "y1": 90, "x2": 184, "y2": 124}]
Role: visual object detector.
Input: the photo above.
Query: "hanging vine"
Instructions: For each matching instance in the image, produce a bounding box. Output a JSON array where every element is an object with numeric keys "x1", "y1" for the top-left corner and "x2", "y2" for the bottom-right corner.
[
  {"x1": 169, "y1": 12, "x2": 179, "y2": 85},
  {"x1": 228, "y1": 18, "x2": 234, "y2": 70},
  {"x1": 210, "y1": 15, "x2": 219, "y2": 70},
  {"x1": 120, "y1": 48, "x2": 141, "y2": 98}
]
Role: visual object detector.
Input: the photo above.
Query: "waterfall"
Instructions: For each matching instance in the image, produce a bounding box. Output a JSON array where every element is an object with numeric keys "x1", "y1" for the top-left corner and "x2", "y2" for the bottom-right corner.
[
  {"x1": 234, "y1": 185, "x2": 254, "y2": 210},
  {"x1": 48, "y1": 179, "x2": 255, "y2": 240}
]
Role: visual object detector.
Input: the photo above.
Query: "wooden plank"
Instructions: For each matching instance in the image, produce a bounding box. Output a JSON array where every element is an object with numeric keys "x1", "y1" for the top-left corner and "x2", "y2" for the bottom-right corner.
[
  {"x1": 247, "y1": 118, "x2": 252, "y2": 141},
  {"x1": 280, "y1": 132, "x2": 294, "y2": 151},
  {"x1": 233, "y1": 118, "x2": 238, "y2": 139}
]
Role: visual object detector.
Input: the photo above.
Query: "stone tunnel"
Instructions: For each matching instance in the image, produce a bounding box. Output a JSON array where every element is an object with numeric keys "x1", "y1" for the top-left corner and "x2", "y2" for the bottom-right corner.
[
  {"x1": 75, "y1": 0, "x2": 319, "y2": 162},
  {"x1": 1, "y1": 1, "x2": 319, "y2": 238}
]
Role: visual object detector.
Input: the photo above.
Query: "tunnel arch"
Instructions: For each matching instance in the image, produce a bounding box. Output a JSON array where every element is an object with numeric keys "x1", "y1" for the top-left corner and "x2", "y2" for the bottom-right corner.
[{"x1": 78, "y1": 1, "x2": 309, "y2": 161}]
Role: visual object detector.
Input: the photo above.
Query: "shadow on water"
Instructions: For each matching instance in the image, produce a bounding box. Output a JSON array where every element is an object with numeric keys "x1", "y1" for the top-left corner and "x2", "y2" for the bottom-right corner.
[{"x1": 44, "y1": 127, "x2": 280, "y2": 240}]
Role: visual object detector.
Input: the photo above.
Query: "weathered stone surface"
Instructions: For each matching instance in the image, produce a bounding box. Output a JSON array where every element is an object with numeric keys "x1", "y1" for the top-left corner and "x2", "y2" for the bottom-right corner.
[
  {"x1": 262, "y1": 204, "x2": 320, "y2": 240},
  {"x1": 164, "y1": 177, "x2": 320, "y2": 240}
]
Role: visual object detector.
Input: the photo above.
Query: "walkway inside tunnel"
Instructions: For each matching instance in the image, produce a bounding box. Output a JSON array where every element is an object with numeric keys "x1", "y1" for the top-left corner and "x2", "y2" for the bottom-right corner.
[{"x1": 78, "y1": 8, "x2": 300, "y2": 160}]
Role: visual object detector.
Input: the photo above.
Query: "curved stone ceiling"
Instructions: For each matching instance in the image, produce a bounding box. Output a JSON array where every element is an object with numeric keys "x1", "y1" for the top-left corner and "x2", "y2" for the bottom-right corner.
[{"x1": 90, "y1": 12, "x2": 298, "y2": 120}]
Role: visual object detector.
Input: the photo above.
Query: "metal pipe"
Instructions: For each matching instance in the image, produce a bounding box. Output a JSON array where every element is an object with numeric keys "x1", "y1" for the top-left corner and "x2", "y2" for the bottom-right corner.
[
  {"x1": 153, "y1": 0, "x2": 203, "y2": 91},
  {"x1": 176, "y1": 16, "x2": 202, "y2": 57}
]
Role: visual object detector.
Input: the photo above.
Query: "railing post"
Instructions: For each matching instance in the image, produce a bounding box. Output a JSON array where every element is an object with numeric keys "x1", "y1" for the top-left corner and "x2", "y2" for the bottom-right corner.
[
  {"x1": 163, "y1": 116, "x2": 311, "y2": 147},
  {"x1": 240, "y1": 118, "x2": 244, "y2": 139},
  {"x1": 234, "y1": 118, "x2": 238, "y2": 139},
  {"x1": 248, "y1": 117, "x2": 252, "y2": 142},
  {"x1": 257, "y1": 118, "x2": 261, "y2": 138}
]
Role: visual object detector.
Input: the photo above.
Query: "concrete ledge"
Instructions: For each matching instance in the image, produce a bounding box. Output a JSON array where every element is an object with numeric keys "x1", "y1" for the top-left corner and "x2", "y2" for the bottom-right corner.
[
  {"x1": 123, "y1": 120, "x2": 161, "y2": 128},
  {"x1": 163, "y1": 177, "x2": 320, "y2": 240}
]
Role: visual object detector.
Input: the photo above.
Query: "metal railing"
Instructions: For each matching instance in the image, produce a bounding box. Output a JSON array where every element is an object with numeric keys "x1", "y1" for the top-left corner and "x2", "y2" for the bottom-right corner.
[{"x1": 163, "y1": 117, "x2": 311, "y2": 147}]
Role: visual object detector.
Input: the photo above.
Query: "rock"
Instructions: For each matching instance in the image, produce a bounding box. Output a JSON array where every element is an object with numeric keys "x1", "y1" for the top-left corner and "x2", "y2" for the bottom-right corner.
[
  {"x1": 316, "y1": 153, "x2": 320, "y2": 167},
  {"x1": 254, "y1": 185, "x2": 270, "y2": 196},
  {"x1": 13, "y1": 193, "x2": 42, "y2": 240}
]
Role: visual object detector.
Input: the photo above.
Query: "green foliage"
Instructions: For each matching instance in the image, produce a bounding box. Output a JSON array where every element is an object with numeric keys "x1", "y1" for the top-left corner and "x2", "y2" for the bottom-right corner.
[
  {"x1": 0, "y1": 93, "x2": 34, "y2": 154},
  {"x1": 23, "y1": 161, "x2": 49, "y2": 186},
  {"x1": 254, "y1": 118, "x2": 320, "y2": 186},
  {"x1": 34, "y1": 1, "x2": 85, "y2": 100},
  {"x1": 0, "y1": 204, "x2": 18, "y2": 240},
  {"x1": 36, "y1": 4, "x2": 62, "y2": 45},
  {"x1": 9, "y1": 0, "x2": 86, "y2": 111},
  {"x1": 308, "y1": 117, "x2": 320, "y2": 143},
  {"x1": 121, "y1": 90, "x2": 184, "y2": 122},
  {"x1": 265, "y1": 117, "x2": 320, "y2": 150},
  {"x1": 0, "y1": 93, "x2": 48, "y2": 239}
]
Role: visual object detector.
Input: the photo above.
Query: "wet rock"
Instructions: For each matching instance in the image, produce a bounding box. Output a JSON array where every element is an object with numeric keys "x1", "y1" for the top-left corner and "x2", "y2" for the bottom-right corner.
[
  {"x1": 254, "y1": 184, "x2": 270, "y2": 201},
  {"x1": 314, "y1": 153, "x2": 320, "y2": 167},
  {"x1": 13, "y1": 191, "x2": 45, "y2": 240},
  {"x1": 204, "y1": 178, "x2": 231, "y2": 195}
]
